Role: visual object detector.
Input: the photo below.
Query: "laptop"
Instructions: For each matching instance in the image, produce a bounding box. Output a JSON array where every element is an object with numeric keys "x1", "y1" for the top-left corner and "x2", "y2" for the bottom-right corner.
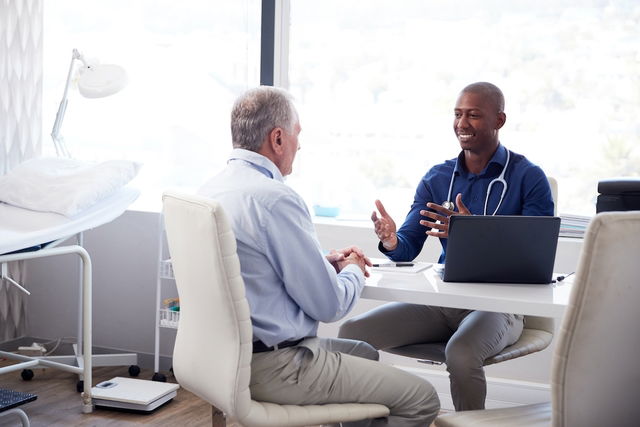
[{"x1": 443, "y1": 215, "x2": 561, "y2": 284}]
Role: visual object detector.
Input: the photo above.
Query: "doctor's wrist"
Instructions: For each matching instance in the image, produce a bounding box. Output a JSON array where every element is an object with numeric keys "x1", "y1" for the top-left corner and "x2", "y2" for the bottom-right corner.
[{"x1": 381, "y1": 235, "x2": 398, "y2": 251}]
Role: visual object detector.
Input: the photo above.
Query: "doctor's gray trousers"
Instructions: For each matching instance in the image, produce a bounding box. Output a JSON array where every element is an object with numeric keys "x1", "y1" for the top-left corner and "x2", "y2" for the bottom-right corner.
[{"x1": 339, "y1": 303, "x2": 524, "y2": 411}]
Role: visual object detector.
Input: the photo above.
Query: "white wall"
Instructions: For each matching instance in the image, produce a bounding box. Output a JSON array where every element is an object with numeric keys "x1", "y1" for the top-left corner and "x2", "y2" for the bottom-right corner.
[
  {"x1": 23, "y1": 209, "x2": 582, "y2": 407},
  {"x1": 25, "y1": 210, "x2": 166, "y2": 356}
]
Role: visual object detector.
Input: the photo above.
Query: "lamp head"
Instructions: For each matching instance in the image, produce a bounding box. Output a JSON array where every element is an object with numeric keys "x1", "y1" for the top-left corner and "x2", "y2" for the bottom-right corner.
[{"x1": 77, "y1": 63, "x2": 128, "y2": 98}]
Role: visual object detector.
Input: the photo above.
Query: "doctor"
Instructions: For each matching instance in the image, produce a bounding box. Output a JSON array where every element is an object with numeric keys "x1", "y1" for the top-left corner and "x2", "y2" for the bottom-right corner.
[{"x1": 339, "y1": 82, "x2": 554, "y2": 411}]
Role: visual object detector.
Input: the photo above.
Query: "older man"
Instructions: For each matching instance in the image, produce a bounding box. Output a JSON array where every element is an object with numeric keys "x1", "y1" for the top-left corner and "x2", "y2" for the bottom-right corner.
[{"x1": 198, "y1": 86, "x2": 440, "y2": 426}]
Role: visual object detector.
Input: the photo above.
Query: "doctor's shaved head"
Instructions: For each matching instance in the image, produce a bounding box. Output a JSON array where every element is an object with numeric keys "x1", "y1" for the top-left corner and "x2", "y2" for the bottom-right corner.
[{"x1": 460, "y1": 82, "x2": 505, "y2": 113}]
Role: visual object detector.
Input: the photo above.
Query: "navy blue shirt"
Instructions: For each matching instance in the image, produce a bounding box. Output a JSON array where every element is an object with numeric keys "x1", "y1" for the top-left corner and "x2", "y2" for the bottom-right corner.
[{"x1": 382, "y1": 144, "x2": 554, "y2": 263}]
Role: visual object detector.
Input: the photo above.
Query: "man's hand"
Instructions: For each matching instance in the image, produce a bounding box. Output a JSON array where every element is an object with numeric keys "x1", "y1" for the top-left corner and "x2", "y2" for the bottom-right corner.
[
  {"x1": 371, "y1": 199, "x2": 398, "y2": 251},
  {"x1": 420, "y1": 193, "x2": 471, "y2": 238},
  {"x1": 327, "y1": 246, "x2": 372, "y2": 277}
]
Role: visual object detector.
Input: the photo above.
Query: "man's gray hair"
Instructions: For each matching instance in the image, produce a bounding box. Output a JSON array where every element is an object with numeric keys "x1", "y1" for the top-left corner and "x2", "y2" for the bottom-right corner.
[
  {"x1": 461, "y1": 82, "x2": 505, "y2": 113},
  {"x1": 231, "y1": 86, "x2": 298, "y2": 152}
]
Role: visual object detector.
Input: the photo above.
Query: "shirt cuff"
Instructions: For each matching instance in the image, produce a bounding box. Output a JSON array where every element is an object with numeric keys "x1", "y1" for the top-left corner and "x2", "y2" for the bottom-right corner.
[
  {"x1": 341, "y1": 263, "x2": 365, "y2": 284},
  {"x1": 378, "y1": 240, "x2": 402, "y2": 259}
]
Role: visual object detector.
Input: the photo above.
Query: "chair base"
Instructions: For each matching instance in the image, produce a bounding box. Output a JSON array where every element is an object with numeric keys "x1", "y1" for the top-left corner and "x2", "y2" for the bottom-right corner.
[
  {"x1": 435, "y1": 402, "x2": 551, "y2": 427},
  {"x1": 212, "y1": 405, "x2": 226, "y2": 426}
]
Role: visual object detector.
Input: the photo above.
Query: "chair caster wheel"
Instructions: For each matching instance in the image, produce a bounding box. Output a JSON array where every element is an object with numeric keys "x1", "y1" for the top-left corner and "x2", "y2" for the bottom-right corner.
[
  {"x1": 21, "y1": 369, "x2": 34, "y2": 381},
  {"x1": 128, "y1": 365, "x2": 141, "y2": 377},
  {"x1": 152, "y1": 372, "x2": 167, "y2": 382},
  {"x1": 76, "y1": 380, "x2": 84, "y2": 393}
]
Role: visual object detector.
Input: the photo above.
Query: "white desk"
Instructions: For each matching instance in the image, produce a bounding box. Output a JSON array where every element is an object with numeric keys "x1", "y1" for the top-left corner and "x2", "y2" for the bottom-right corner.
[{"x1": 363, "y1": 265, "x2": 573, "y2": 318}]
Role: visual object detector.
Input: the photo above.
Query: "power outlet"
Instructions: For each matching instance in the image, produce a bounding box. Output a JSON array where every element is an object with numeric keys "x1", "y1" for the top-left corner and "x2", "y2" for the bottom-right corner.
[{"x1": 17, "y1": 343, "x2": 46, "y2": 357}]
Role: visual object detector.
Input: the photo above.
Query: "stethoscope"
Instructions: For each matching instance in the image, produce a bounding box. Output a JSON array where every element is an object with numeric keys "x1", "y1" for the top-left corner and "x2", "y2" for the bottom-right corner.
[{"x1": 442, "y1": 148, "x2": 510, "y2": 216}]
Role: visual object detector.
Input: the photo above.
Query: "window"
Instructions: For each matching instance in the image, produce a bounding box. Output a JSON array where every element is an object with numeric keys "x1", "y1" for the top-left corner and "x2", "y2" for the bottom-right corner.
[
  {"x1": 44, "y1": 0, "x2": 261, "y2": 209},
  {"x1": 286, "y1": 0, "x2": 640, "y2": 218}
]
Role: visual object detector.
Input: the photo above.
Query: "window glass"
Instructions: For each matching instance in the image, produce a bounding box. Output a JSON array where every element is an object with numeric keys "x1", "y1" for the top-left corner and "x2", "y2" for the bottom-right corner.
[
  {"x1": 44, "y1": 0, "x2": 260, "y2": 209},
  {"x1": 287, "y1": 0, "x2": 640, "y2": 219}
]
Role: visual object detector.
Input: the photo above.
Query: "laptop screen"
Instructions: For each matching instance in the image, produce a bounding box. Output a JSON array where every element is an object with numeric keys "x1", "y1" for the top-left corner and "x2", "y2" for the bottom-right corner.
[{"x1": 443, "y1": 215, "x2": 560, "y2": 284}]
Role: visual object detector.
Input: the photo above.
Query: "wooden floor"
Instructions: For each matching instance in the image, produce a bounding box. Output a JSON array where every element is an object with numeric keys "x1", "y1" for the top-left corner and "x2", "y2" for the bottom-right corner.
[
  {"x1": 0, "y1": 360, "x2": 211, "y2": 426},
  {"x1": 1, "y1": 358, "x2": 442, "y2": 426}
]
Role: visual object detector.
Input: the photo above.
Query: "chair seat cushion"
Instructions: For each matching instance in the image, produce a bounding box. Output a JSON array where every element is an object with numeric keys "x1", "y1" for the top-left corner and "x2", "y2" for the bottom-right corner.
[
  {"x1": 486, "y1": 328, "x2": 553, "y2": 365},
  {"x1": 240, "y1": 400, "x2": 390, "y2": 427},
  {"x1": 385, "y1": 342, "x2": 446, "y2": 362},
  {"x1": 385, "y1": 327, "x2": 553, "y2": 366},
  {"x1": 435, "y1": 402, "x2": 551, "y2": 427}
]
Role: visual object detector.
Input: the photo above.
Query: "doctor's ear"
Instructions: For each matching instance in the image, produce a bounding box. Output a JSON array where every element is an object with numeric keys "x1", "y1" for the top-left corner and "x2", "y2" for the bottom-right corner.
[{"x1": 496, "y1": 112, "x2": 506, "y2": 129}]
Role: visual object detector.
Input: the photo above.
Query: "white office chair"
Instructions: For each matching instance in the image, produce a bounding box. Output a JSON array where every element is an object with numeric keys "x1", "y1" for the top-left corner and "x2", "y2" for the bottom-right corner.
[
  {"x1": 435, "y1": 211, "x2": 640, "y2": 427},
  {"x1": 162, "y1": 191, "x2": 390, "y2": 427},
  {"x1": 385, "y1": 176, "x2": 559, "y2": 367},
  {"x1": 385, "y1": 315, "x2": 554, "y2": 367}
]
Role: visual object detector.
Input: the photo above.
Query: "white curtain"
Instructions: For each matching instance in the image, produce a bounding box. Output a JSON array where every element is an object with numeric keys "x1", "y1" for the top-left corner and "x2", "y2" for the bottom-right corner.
[
  {"x1": 0, "y1": 263, "x2": 28, "y2": 341},
  {"x1": 0, "y1": 0, "x2": 43, "y2": 339}
]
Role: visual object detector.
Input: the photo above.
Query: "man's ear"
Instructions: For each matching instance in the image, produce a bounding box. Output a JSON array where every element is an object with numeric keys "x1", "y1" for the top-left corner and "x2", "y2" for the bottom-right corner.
[
  {"x1": 496, "y1": 111, "x2": 506, "y2": 130},
  {"x1": 270, "y1": 128, "x2": 284, "y2": 153}
]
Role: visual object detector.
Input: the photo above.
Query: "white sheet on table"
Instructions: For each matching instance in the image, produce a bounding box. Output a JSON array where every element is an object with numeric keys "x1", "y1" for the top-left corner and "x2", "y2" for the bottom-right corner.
[{"x1": 0, "y1": 186, "x2": 140, "y2": 254}]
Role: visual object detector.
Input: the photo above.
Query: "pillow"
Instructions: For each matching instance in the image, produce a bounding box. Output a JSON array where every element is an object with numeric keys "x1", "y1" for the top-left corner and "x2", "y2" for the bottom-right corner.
[{"x1": 0, "y1": 157, "x2": 141, "y2": 216}]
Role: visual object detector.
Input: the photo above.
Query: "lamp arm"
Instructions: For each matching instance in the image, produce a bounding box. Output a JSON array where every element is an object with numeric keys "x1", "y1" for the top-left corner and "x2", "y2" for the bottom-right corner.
[{"x1": 50, "y1": 49, "x2": 85, "y2": 157}]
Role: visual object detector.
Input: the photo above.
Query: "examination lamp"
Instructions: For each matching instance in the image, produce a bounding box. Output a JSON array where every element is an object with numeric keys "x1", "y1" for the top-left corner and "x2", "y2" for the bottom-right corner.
[{"x1": 50, "y1": 48, "x2": 128, "y2": 157}]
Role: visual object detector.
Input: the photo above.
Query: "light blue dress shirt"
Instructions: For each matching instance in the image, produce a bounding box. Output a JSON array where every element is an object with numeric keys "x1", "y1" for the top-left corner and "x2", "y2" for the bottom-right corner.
[{"x1": 198, "y1": 149, "x2": 365, "y2": 347}]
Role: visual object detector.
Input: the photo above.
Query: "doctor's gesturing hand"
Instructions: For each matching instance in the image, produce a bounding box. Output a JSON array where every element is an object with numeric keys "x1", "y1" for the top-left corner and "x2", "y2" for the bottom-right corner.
[
  {"x1": 420, "y1": 193, "x2": 471, "y2": 239},
  {"x1": 371, "y1": 199, "x2": 398, "y2": 251}
]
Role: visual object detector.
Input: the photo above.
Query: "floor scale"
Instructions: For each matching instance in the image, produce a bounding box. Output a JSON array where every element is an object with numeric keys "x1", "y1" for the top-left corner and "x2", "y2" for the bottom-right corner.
[{"x1": 91, "y1": 377, "x2": 180, "y2": 412}]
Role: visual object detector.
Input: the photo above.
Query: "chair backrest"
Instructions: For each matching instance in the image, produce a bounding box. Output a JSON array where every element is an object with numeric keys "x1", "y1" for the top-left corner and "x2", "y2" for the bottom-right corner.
[
  {"x1": 547, "y1": 176, "x2": 558, "y2": 216},
  {"x1": 162, "y1": 191, "x2": 252, "y2": 420},
  {"x1": 552, "y1": 211, "x2": 640, "y2": 426}
]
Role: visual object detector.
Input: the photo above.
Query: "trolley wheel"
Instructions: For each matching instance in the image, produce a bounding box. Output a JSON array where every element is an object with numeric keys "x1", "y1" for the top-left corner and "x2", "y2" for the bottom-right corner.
[
  {"x1": 76, "y1": 380, "x2": 84, "y2": 393},
  {"x1": 128, "y1": 364, "x2": 141, "y2": 377},
  {"x1": 21, "y1": 369, "x2": 34, "y2": 381},
  {"x1": 152, "y1": 372, "x2": 167, "y2": 382}
]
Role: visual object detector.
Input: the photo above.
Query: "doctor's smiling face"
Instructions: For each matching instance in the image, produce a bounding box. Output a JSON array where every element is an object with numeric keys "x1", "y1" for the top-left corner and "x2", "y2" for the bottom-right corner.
[{"x1": 453, "y1": 85, "x2": 506, "y2": 155}]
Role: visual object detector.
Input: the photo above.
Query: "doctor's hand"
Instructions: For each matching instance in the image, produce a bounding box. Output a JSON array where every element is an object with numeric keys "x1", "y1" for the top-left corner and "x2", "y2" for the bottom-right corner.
[
  {"x1": 421, "y1": 193, "x2": 470, "y2": 239},
  {"x1": 371, "y1": 199, "x2": 398, "y2": 251}
]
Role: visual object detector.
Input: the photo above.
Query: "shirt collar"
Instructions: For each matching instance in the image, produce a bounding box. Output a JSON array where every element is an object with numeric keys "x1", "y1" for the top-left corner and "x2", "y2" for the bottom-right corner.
[
  {"x1": 454, "y1": 143, "x2": 508, "y2": 177},
  {"x1": 228, "y1": 148, "x2": 284, "y2": 182}
]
